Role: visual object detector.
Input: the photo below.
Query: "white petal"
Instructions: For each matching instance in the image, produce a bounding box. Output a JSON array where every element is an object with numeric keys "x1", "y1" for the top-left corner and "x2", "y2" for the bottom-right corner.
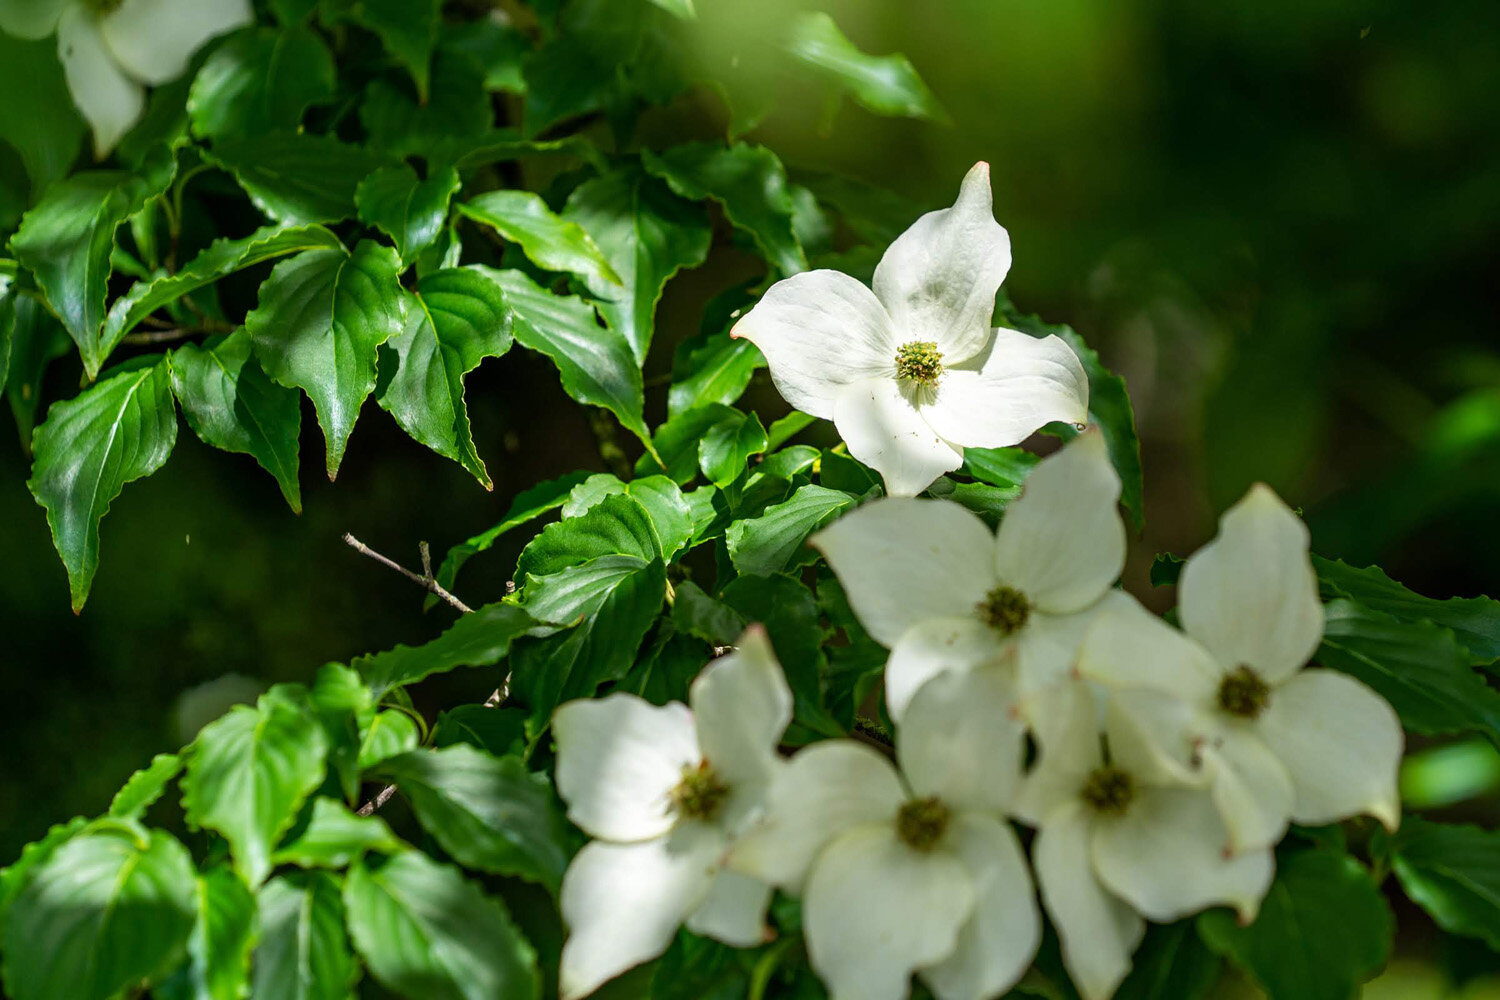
[
  {"x1": 1033, "y1": 803, "x2": 1144, "y2": 1000},
  {"x1": 921, "y1": 330, "x2": 1088, "y2": 448},
  {"x1": 993, "y1": 430, "x2": 1126, "y2": 614},
  {"x1": 58, "y1": 6, "x2": 145, "y2": 158},
  {"x1": 1257, "y1": 669, "x2": 1402, "y2": 830},
  {"x1": 684, "y1": 868, "x2": 774, "y2": 947},
  {"x1": 1075, "y1": 593, "x2": 1221, "y2": 701},
  {"x1": 1105, "y1": 689, "x2": 1205, "y2": 785},
  {"x1": 0, "y1": 0, "x2": 65, "y2": 39},
  {"x1": 99, "y1": 0, "x2": 252, "y2": 85},
  {"x1": 884, "y1": 616, "x2": 1005, "y2": 722},
  {"x1": 812, "y1": 498, "x2": 997, "y2": 647},
  {"x1": 552, "y1": 694, "x2": 700, "y2": 842},
  {"x1": 558, "y1": 825, "x2": 722, "y2": 1000},
  {"x1": 690, "y1": 625, "x2": 792, "y2": 798},
  {"x1": 804, "y1": 824, "x2": 976, "y2": 1000},
  {"x1": 728, "y1": 740, "x2": 905, "y2": 893},
  {"x1": 919, "y1": 813, "x2": 1040, "y2": 1000},
  {"x1": 1201, "y1": 728, "x2": 1294, "y2": 855},
  {"x1": 1179, "y1": 484, "x2": 1323, "y2": 684},
  {"x1": 1091, "y1": 786, "x2": 1274, "y2": 923},
  {"x1": 833, "y1": 376, "x2": 964, "y2": 497},
  {"x1": 730, "y1": 269, "x2": 896, "y2": 419},
  {"x1": 872, "y1": 162, "x2": 1011, "y2": 364},
  {"x1": 899, "y1": 664, "x2": 1025, "y2": 815},
  {"x1": 1011, "y1": 589, "x2": 1131, "y2": 698},
  {"x1": 1013, "y1": 680, "x2": 1100, "y2": 826}
]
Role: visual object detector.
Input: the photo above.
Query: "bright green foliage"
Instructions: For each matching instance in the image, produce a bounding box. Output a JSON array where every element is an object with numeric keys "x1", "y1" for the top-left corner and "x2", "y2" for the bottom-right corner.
[
  {"x1": 668, "y1": 327, "x2": 763, "y2": 416},
  {"x1": 308, "y1": 662, "x2": 371, "y2": 805},
  {"x1": 108, "y1": 751, "x2": 183, "y2": 818},
  {"x1": 699, "y1": 407, "x2": 769, "y2": 487},
  {"x1": 207, "y1": 133, "x2": 390, "y2": 225},
  {"x1": 165, "y1": 866, "x2": 257, "y2": 1000},
  {"x1": 273, "y1": 799, "x2": 404, "y2": 870},
  {"x1": 355, "y1": 602, "x2": 537, "y2": 698},
  {"x1": 727, "y1": 484, "x2": 858, "y2": 576},
  {"x1": 561, "y1": 474, "x2": 695, "y2": 559},
  {"x1": 784, "y1": 12, "x2": 946, "y2": 121},
  {"x1": 356, "y1": 164, "x2": 461, "y2": 265},
  {"x1": 357, "y1": 709, "x2": 421, "y2": 768},
  {"x1": 253, "y1": 872, "x2": 359, "y2": 1000},
  {"x1": 1387, "y1": 817, "x2": 1500, "y2": 951},
  {"x1": 459, "y1": 189, "x2": 621, "y2": 288},
  {"x1": 187, "y1": 26, "x2": 336, "y2": 139}
]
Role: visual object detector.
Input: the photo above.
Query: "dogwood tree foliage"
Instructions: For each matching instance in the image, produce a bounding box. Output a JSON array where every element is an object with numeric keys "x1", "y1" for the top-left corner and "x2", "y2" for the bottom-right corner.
[{"x1": 3, "y1": 2, "x2": 1500, "y2": 999}]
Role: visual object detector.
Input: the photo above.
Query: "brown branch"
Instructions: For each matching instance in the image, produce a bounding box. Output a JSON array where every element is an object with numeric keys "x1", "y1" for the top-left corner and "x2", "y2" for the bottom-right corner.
[
  {"x1": 355, "y1": 784, "x2": 398, "y2": 817},
  {"x1": 342, "y1": 533, "x2": 473, "y2": 614}
]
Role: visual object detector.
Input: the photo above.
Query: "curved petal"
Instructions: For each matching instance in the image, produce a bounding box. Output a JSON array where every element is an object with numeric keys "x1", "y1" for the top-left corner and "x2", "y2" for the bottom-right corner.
[
  {"x1": 58, "y1": 7, "x2": 145, "y2": 158},
  {"x1": 730, "y1": 269, "x2": 895, "y2": 419},
  {"x1": 728, "y1": 740, "x2": 905, "y2": 893},
  {"x1": 691, "y1": 625, "x2": 792, "y2": 796},
  {"x1": 1091, "y1": 786, "x2": 1274, "y2": 923},
  {"x1": 921, "y1": 330, "x2": 1088, "y2": 448},
  {"x1": 685, "y1": 868, "x2": 774, "y2": 948},
  {"x1": 1013, "y1": 589, "x2": 1134, "y2": 698},
  {"x1": 0, "y1": 0, "x2": 66, "y2": 39},
  {"x1": 899, "y1": 663, "x2": 1025, "y2": 815},
  {"x1": 558, "y1": 825, "x2": 722, "y2": 1000},
  {"x1": 99, "y1": 0, "x2": 252, "y2": 85},
  {"x1": 1258, "y1": 669, "x2": 1402, "y2": 830},
  {"x1": 804, "y1": 824, "x2": 976, "y2": 1000},
  {"x1": 1105, "y1": 689, "x2": 1205, "y2": 785},
  {"x1": 919, "y1": 813, "x2": 1039, "y2": 1000},
  {"x1": 1179, "y1": 484, "x2": 1323, "y2": 684},
  {"x1": 885, "y1": 616, "x2": 1005, "y2": 722},
  {"x1": 1202, "y1": 729, "x2": 1295, "y2": 855},
  {"x1": 1034, "y1": 803, "x2": 1144, "y2": 1000},
  {"x1": 1013, "y1": 680, "x2": 1100, "y2": 826},
  {"x1": 1075, "y1": 592, "x2": 1220, "y2": 701},
  {"x1": 993, "y1": 430, "x2": 1126, "y2": 614},
  {"x1": 812, "y1": 497, "x2": 996, "y2": 647},
  {"x1": 872, "y1": 162, "x2": 1011, "y2": 364},
  {"x1": 833, "y1": 376, "x2": 964, "y2": 497},
  {"x1": 553, "y1": 694, "x2": 700, "y2": 842}
]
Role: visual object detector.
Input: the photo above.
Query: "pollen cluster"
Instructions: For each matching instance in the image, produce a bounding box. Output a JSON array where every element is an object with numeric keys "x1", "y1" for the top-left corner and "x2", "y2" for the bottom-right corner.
[
  {"x1": 894, "y1": 341, "x2": 944, "y2": 387},
  {"x1": 1081, "y1": 766, "x2": 1135, "y2": 815},
  {"x1": 670, "y1": 761, "x2": 730, "y2": 822},
  {"x1": 977, "y1": 585, "x2": 1031, "y2": 635},
  {"x1": 896, "y1": 796, "x2": 951, "y2": 851},
  {"x1": 1217, "y1": 665, "x2": 1271, "y2": 718}
]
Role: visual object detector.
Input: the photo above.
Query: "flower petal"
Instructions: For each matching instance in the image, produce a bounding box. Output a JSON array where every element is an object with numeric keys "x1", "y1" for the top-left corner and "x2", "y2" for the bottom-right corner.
[
  {"x1": 992, "y1": 430, "x2": 1125, "y2": 614},
  {"x1": 553, "y1": 693, "x2": 700, "y2": 842},
  {"x1": 885, "y1": 616, "x2": 1004, "y2": 722},
  {"x1": 919, "y1": 813, "x2": 1040, "y2": 1000},
  {"x1": 99, "y1": 0, "x2": 252, "y2": 86},
  {"x1": 58, "y1": 6, "x2": 145, "y2": 158},
  {"x1": 1014, "y1": 680, "x2": 1100, "y2": 826},
  {"x1": 1075, "y1": 592, "x2": 1221, "y2": 701},
  {"x1": 921, "y1": 330, "x2": 1088, "y2": 448},
  {"x1": 730, "y1": 269, "x2": 896, "y2": 419},
  {"x1": 559, "y1": 825, "x2": 722, "y2": 1000},
  {"x1": 1033, "y1": 802, "x2": 1144, "y2": 1000},
  {"x1": 812, "y1": 497, "x2": 997, "y2": 647},
  {"x1": 1091, "y1": 786, "x2": 1274, "y2": 923},
  {"x1": 0, "y1": 0, "x2": 66, "y2": 40},
  {"x1": 1013, "y1": 589, "x2": 1137, "y2": 697},
  {"x1": 899, "y1": 663, "x2": 1025, "y2": 815},
  {"x1": 728, "y1": 740, "x2": 905, "y2": 893},
  {"x1": 833, "y1": 376, "x2": 965, "y2": 497},
  {"x1": 1179, "y1": 484, "x2": 1323, "y2": 684},
  {"x1": 1105, "y1": 689, "x2": 1205, "y2": 785},
  {"x1": 872, "y1": 162, "x2": 1011, "y2": 364},
  {"x1": 1201, "y1": 728, "x2": 1295, "y2": 855},
  {"x1": 1257, "y1": 669, "x2": 1402, "y2": 830},
  {"x1": 691, "y1": 625, "x2": 792, "y2": 799},
  {"x1": 805, "y1": 824, "x2": 976, "y2": 1000},
  {"x1": 684, "y1": 868, "x2": 774, "y2": 948}
]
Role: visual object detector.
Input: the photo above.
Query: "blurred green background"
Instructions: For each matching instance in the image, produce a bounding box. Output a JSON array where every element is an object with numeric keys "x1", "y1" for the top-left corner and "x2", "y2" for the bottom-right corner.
[{"x1": 4, "y1": 0, "x2": 1500, "y2": 987}]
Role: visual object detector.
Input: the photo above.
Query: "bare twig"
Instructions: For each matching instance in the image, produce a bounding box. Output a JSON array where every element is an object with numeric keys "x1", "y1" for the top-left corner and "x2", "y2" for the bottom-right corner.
[
  {"x1": 355, "y1": 784, "x2": 398, "y2": 817},
  {"x1": 121, "y1": 326, "x2": 226, "y2": 346},
  {"x1": 342, "y1": 533, "x2": 474, "y2": 614}
]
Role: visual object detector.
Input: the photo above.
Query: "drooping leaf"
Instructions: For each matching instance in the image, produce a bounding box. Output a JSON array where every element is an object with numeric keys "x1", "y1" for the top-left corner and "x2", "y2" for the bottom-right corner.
[
  {"x1": 245, "y1": 240, "x2": 405, "y2": 479},
  {"x1": 783, "y1": 12, "x2": 945, "y2": 121},
  {"x1": 1387, "y1": 816, "x2": 1500, "y2": 951},
  {"x1": 273, "y1": 798, "x2": 404, "y2": 870},
  {"x1": 187, "y1": 26, "x2": 335, "y2": 140},
  {"x1": 726, "y1": 484, "x2": 858, "y2": 576},
  {"x1": 459, "y1": 190, "x2": 621, "y2": 288},
  {"x1": 1315, "y1": 556, "x2": 1500, "y2": 665},
  {"x1": 27, "y1": 358, "x2": 178, "y2": 610},
  {"x1": 109, "y1": 751, "x2": 183, "y2": 819},
  {"x1": 174, "y1": 866, "x2": 258, "y2": 1000},
  {"x1": 0, "y1": 33, "x2": 85, "y2": 197},
  {"x1": 207, "y1": 133, "x2": 390, "y2": 225},
  {"x1": 253, "y1": 871, "x2": 359, "y2": 1000},
  {"x1": 355, "y1": 602, "x2": 538, "y2": 699},
  {"x1": 356, "y1": 163, "x2": 460, "y2": 265},
  {"x1": 329, "y1": 0, "x2": 442, "y2": 100}
]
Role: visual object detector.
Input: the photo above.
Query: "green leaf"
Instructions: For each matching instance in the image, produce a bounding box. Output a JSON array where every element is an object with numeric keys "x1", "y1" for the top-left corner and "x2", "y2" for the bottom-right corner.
[
  {"x1": 520, "y1": 0, "x2": 647, "y2": 136},
  {"x1": 177, "y1": 866, "x2": 258, "y2": 1000},
  {"x1": 372, "y1": 745, "x2": 572, "y2": 892},
  {"x1": 0, "y1": 34, "x2": 84, "y2": 196},
  {"x1": 356, "y1": 163, "x2": 461, "y2": 265},
  {"x1": 518, "y1": 493, "x2": 661, "y2": 579},
  {"x1": 273, "y1": 798, "x2": 404, "y2": 869},
  {"x1": 784, "y1": 12, "x2": 945, "y2": 121},
  {"x1": 332, "y1": 0, "x2": 442, "y2": 100},
  {"x1": 433, "y1": 705, "x2": 527, "y2": 757},
  {"x1": 1, "y1": 823, "x2": 197, "y2": 1000},
  {"x1": 354, "y1": 602, "x2": 538, "y2": 699},
  {"x1": 643, "y1": 142, "x2": 806, "y2": 276},
  {"x1": 1198, "y1": 849, "x2": 1391, "y2": 1000},
  {"x1": 721, "y1": 573, "x2": 843, "y2": 739},
  {"x1": 668, "y1": 328, "x2": 762, "y2": 417},
  {"x1": 187, "y1": 26, "x2": 335, "y2": 140},
  {"x1": 253, "y1": 871, "x2": 359, "y2": 1000},
  {"x1": 1314, "y1": 555, "x2": 1500, "y2": 664},
  {"x1": 726, "y1": 484, "x2": 858, "y2": 576},
  {"x1": 1319, "y1": 598, "x2": 1500, "y2": 743},
  {"x1": 27, "y1": 358, "x2": 178, "y2": 610},
  {"x1": 171, "y1": 331, "x2": 303, "y2": 512},
  {"x1": 562, "y1": 166, "x2": 712, "y2": 362},
  {"x1": 358, "y1": 709, "x2": 421, "y2": 768},
  {"x1": 109, "y1": 751, "x2": 183, "y2": 818},
  {"x1": 638, "y1": 404, "x2": 738, "y2": 484},
  {"x1": 344, "y1": 852, "x2": 539, "y2": 1000},
  {"x1": 962, "y1": 445, "x2": 1039, "y2": 489},
  {"x1": 1150, "y1": 552, "x2": 1185, "y2": 588},
  {"x1": 308, "y1": 663, "x2": 371, "y2": 805},
  {"x1": 561, "y1": 474, "x2": 695, "y2": 560},
  {"x1": 440, "y1": 129, "x2": 607, "y2": 174},
  {"x1": 487, "y1": 267, "x2": 650, "y2": 444},
  {"x1": 699, "y1": 408, "x2": 768, "y2": 488},
  {"x1": 207, "y1": 133, "x2": 390, "y2": 225},
  {"x1": 359, "y1": 52, "x2": 492, "y2": 161},
  {"x1": 181, "y1": 691, "x2": 330, "y2": 886},
  {"x1": 245, "y1": 240, "x2": 405, "y2": 479},
  {"x1": 1113, "y1": 920, "x2": 1220, "y2": 1000},
  {"x1": 0, "y1": 817, "x2": 90, "y2": 922},
  {"x1": 672, "y1": 581, "x2": 748, "y2": 647},
  {"x1": 0, "y1": 296, "x2": 69, "y2": 448},
  {"x1": 442, "y1": 18, "x2": 529, "y2": 93},
  {"x1": 375, "y1": 267, "x2": 514, "y2": 487},
  {"x1": 459, "y1": 190, "x2": 621, "y2": 288},
  {"x1": 1387, "y1": 816, "x2": 1500, "y2": 951}
]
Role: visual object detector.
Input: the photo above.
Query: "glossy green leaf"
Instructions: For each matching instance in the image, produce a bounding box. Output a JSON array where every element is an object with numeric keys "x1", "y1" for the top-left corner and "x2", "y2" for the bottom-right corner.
[
  {"x1": 699, "y1": 408, "x2": 768, "y2": 488},
  {"x1": 1114, "y1": 920, "x2": 1220, "y2": 1000},
  {"x1": 344, "y1": 852, "x2": 539, "y2": 1000},
  {"x1": 459, "y1": 190, "x2": 621, "y2": 288},
  {"x1": 356, "y1": 163, "x2": 460, "y2": 265},
  {"x1": 638, "y1": 404, "x2": 738, "y2": 484},
  {"x1": 357, "y1": 709, "x2": 420, "y2": 768},
  {"x1": 1388, "y1": 817, "x2": 1500, "y2": 951},
  {"x1": 376, "y1": 266, "x2": 514, "y2": 487},
  {"x1": 308, "y1": 663, "x2": 371, "y2": 806},
  {"x1": 726, "y1": 484, "x2": 857, "y2": 576},
  {"x1": 253, "y1": 871, "x2": 359, "y2": 1000},
  {"x1": 671, "y1": 581, "x2": 748, "y2": 647},
  {"x1": 668, "y1": 328, "x2": 762, "y2": 417},
  {"x1": 171, "y1": 331, "x2": 303, "y2": 512},
  {"x1": 784, "y1": 12, "x2": 944, "y2": 121},
  {"x1": 721, "y1": 573, "x2": 843, "y2": 739},
  {"x1": 372, "y1": 745, "x2": 571, "y2": 891},
  {"x1": 109, "y1": 751, "x2": 183, "y2": 818},
  {"x1": 0, "y1": 817, "x2": 89, "y2": 922},
  {"x1": 207, "y1": 133, "x2": 390, "y2": 225},
  {"x1": 0, "y1": 34, "x2": 84, "y2": 196},
  {"x1": 27, "y1": 358, "x2": 178, "y2": 610},
  {"x1": 962, "y1": 445, "x2": 1039, "y2": 489},
  {"x1": 187, "y1": 26, "x2": 335, "y2": 139},
  {"x1": 359, "y1": 52, "x2": 492, "y2": 160},
  {"x1": 273, "y1": 798, "x2": 403, "y2": 869},
  {"x1": 518, "y1": 493, "x2": 661, "y2": 579},
  {"x1": 355, "y1": 602, "x2": 538, "y2": 699},
  {"x1": 561, "y1": 474, "x2": 695, "y2": 560},
  {"x1": 174, "y1": 866, "x2": 258, "y2": 1000},
  {"x1": 1, "y1": 823, "x2": 197, "y2": 1000},
  {"x1": 245, "y1": 240, "x2": 405, "y2": 479},
  {"x1": 331, "y1": 0, "x2": 442, "y2": 99},
  {"x1": 1315, "y1": 556, "x2": 1500, "y2": 664}
]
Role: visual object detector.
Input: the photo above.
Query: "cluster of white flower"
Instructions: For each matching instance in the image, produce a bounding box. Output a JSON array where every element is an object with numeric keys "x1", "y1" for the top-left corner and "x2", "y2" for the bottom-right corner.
[{"x1": 547, "y1": 165, "x2": 1404, "y2": 1000}]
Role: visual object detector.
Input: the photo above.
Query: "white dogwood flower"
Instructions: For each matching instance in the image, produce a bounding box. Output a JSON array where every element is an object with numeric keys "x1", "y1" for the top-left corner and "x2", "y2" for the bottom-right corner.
[
  {"x1": 1079, "y1": 485, "x2": 1403, "y2": 855},
  {"x1": 0, "y1": 0, "x2": 251, "y2": 156},
  {"x1": 814, "y1": 430, "x2": 1128, "y2": 720},
  {"x1": 730, "y1": 161, "x2": 1088, "y2": 496},
  {"x1": 731, "y1": 666, "x2": 1038, "y2": 1000},
  {"x1": 1014, "y1": 681, "x2": 1272, "y2": 1000},
  {"x1": 551, "y1": 627, "x2": 791, "y2": 1000}
]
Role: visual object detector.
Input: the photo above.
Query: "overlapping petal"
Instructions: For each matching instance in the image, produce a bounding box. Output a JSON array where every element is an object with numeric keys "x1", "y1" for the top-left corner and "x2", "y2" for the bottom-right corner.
[
  {"x1": 1201, "y1": 729, "x2": 1295, "y2": 855},
  {"x1": 884, "y1": 616, "x2": 1004, "y2": 721},
  {"x1": 691, "y1": 626, "x2": 792, "y2": 795},
  {"x1": 99, "y1": 0, "x2": 251, "y2": 85},
  {"x1": 899, "y1": 663, "x2": 1025, "y2": 815},
  {"x1": 684, "y1": 868, "x2": 774, "y2": 948},
  {"x1": 921, "y1": 329, "x2": 1088, "y2": 448},
  {"x1": 833, "y1": 377, "x2": 964, "y2": 496},
  {"x1": 58, "y1": 5, "x2": 145, "y2": 158},
  {"x1": 1076, "y1": 593, "x2": 1220, "y2": 701},
  {"x1": 0, "y1": 0, "x2": 65, "y2": 39}
]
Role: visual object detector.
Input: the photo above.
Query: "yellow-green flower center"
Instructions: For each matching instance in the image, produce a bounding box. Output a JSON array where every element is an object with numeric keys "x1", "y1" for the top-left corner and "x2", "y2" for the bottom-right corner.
[
  {"x1": 895, "y1": 341, "x2": 944, "y2": 386},
  {"x1": 896, "y1": 796, "x2": 951, "y2": 851},
  {"x1": 1081, "y1": 766, "x2": 1135, "y2": 815},
  {"x1": 1218, "y1": 665, "x2": 1271, "y2": 719},
  {"x1": 977, "y1": 585, "x2": 1030, "y2": 634},
  {"x1": 670, "y1": 761, "x2": 730, "y2": 822}
]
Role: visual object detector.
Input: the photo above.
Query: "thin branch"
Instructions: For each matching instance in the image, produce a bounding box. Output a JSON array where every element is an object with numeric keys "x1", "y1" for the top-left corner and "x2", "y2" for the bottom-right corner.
[
  {"x1": 355, "y1": 784, "x2": 398, "y2": 817},
  {"x1": 342, "y1": 533, "x2": 473, "y2": 613},
  {"x1": 121, "y1": 326, "x2": 224, "y2": 346}
]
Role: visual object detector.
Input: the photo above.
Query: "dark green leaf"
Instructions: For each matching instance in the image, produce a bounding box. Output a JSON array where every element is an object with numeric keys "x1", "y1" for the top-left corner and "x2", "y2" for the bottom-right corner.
[
  {"x1": 1149, "y1": 552, "x2": 1185, "y2": 587},
  {"x1": 1388, "y1": 816, "x2": 1500, "y2": 951},
  {"x1": 178, "y1": 866, "x2": 258, "y2": 1000},
  {"x1": 638, "y1": 404, "x2": 738, "y2": 484},
  {"x1": 207, "y1": 133, "x2": 390, "y2": 225},
  {"x1": 253, "y1": 871, "x2": 359, "y2": 1000},
  {"x1": 459, "y1": 190, "x2": 621, "y2": 288},
  {"x1": 187, "y1": 26, "x2": 335, "y2": 139},
  {"x1": 795, "y1": 169, "x2": 923, "y2": 247},
  {"x1": 651, "y1": 932, "x2": 748, "y2": 1000},
  {"x1": 355, "y1": 602, "x2": 538, "y2": 699},
  {"x1": 433, "y1": 705, "x2": 528, "y2": 757},
  {"x1": 726, "y1": 484, "x2": 857, "y2": 576},
  {"x1": 0, "y1": 34, "x2": 84, "y2": 196},
  {"x1": 333, "y1": 0, "x2": 441, "y2": 99},
  {"x1": 671, "y1": 581, "x2": 748, "y2": 647},
  {"x1": 356, "y1": 163, "x2": 460, "y2": 265},
  {"x1": 818, "y1": 448, "x2": 880, "y2": 495},
  {"x1": 441, "y1": 18, "x2": 529, "y2": 93},
  {"x1": 5, "y1": 297, "x2": 78, "y2": 447},
  {"x1": 440, "y1": 129, "x2": 607, "y2": 173},
  {"x1": 359, "y1": 51, "x2": 492, "y2": 160},
  {"x1": 1315, "y1": 556, "x2": 1500, "y2": 665},
  {"x1": 721, "y1": 573, "x2": 843, "y2": 739},
  {"x1": 273, "y1": 798, "x2": 403, "y2": 869},
  {"x1": 520, "y1": 0, "x2": 645, "y2": 136},
  {"x1": 109, "y1": 751, "x2": 183, "y2": 819},
  {"x1": 699, "y1": 408, "x2": 768, "y2": 488},
  {"x1": 1113, "y1": 920, "x2": 1220, "y2": 1000},
  {"x1": 783, "y1": 12, "x2": 945, "y2": 121}
]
